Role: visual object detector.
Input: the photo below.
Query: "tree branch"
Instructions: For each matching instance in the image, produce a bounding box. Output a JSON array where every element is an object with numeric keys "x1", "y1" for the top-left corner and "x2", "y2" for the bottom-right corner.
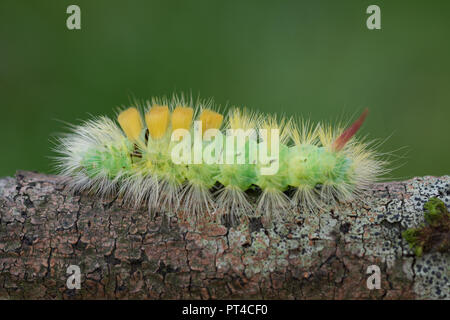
[{"x1": 0, "y1": 171, "x2": 448, "y2": 299}]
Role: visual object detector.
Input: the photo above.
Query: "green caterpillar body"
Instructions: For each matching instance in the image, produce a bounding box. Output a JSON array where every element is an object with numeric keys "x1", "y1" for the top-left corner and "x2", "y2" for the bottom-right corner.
[{"x1": 55, "y1": 95, "x2": 386, "y2": 221}]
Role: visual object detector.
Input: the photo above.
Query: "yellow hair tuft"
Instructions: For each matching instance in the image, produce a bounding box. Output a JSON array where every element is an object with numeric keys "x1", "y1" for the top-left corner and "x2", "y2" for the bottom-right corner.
[
  {"x1": 117, "y1": 107, "x2": 143, "y2": 141},
  {"x1": 228, "y1": 108, "x2": 260, "y2": 130},
  {"x1": 145, "y1": 105, "x2": 170, "y2": 139},
  {"x1": 318, "y1": 123, "x2": 340, "y2": 149},
  {"x1": 291, "y1": 119, "x2": 319, "y2": 146},
  {"x1": 199, "y1": 109, "x2": 223, "y2": 132},
  {"x1": 172, "y1": 106, "x2": 194, "y2": 132},
  {"x1": 260, "y1": 114, "x2": 291, "y2": 147}
]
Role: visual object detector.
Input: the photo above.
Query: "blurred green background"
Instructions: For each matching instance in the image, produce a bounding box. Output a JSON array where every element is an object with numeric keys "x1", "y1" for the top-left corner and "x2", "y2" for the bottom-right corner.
[{"x1": 1, "y1": 0, "x2": 449, "y2": 179}]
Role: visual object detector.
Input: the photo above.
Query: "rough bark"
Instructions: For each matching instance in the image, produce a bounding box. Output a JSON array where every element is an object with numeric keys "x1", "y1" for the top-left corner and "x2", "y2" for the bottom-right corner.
[{"x1": 0, "y1": 170, "x2": 448, "y2": 300}]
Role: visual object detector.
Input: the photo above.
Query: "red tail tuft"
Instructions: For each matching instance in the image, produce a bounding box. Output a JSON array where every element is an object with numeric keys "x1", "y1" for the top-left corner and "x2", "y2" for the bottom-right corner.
[{"x1": 332, "y1": 108, "x2": 369, "y2": 151}]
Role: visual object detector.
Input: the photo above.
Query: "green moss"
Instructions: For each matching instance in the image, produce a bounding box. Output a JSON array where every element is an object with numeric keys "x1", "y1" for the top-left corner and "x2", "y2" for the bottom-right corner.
[
  {"x1": 402, "y1": 197, "x2": 449, "y2": 257},
  {"x1": 424, "y1": 197, "x2": 448, "y2": 226},
  {"x1": 402, "y1": 228, "x2": 423, "y2": 256}
]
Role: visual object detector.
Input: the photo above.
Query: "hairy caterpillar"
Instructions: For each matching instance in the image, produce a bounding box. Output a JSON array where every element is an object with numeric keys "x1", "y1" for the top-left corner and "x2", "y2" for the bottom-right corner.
[{"x1": 54, "y1": 94, "x2": 387, "y2": 223}]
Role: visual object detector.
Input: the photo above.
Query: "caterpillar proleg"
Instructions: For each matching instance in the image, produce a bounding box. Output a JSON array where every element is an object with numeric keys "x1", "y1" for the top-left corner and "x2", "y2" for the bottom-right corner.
[{"x1": 54, "y1": 94, "x2": 388, "y2": 223}]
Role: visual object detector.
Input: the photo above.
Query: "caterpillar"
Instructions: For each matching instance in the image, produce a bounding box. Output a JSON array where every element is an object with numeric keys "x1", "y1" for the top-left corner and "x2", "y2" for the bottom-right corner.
[{"x1": 54, "y1": 94, "x2": 387, "y2": 224}]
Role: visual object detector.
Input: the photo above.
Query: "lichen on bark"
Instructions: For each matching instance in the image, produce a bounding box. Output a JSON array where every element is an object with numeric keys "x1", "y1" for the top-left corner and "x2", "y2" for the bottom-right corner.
[{"x1": 0, "y1": 171, "x2": 448, "y2": 299}]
